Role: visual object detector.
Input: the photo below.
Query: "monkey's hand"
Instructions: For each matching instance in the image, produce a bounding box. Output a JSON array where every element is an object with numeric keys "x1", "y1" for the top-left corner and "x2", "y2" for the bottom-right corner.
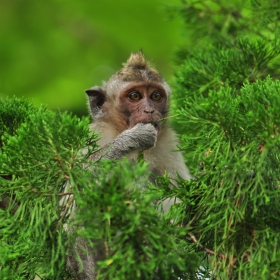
[{"x1": 104, "y1": 123, "x2": 157, "y2": 160}]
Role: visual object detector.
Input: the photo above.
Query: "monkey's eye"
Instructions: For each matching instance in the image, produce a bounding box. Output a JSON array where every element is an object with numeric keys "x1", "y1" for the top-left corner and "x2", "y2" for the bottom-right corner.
[
  {"x1": 150, "y1": 91, "x2": 162, "y2": 101},
  {"x1": 128, "y1": 91, "x2": 142, "y2": 101}
]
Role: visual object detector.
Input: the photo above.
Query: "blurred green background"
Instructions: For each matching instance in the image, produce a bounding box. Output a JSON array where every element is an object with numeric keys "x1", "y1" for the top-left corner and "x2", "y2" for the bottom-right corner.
[{"x1": 0, "y1": 0, "x2": 185, "y2": 116}]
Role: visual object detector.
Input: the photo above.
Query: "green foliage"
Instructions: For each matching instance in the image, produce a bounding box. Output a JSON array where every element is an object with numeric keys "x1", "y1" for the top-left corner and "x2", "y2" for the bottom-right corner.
[
  {"x1": 0, "y1": 98, "x2": 97, "y2": 279},
  {"x1": 70, "y1": 160, "x2": 199, "y2": 279},
  {"x1": 176, "y1": 78, "x2": 280, "y2": 278},
  {"x1": 170, "y1": 0, "x2": 280, "y2": 278},
  {"x1": 173, "y1": 38, "x2": 280, "y2": 101},
  {"x1": 0, "y1": 98, "x2": 200, "y2": 279}
]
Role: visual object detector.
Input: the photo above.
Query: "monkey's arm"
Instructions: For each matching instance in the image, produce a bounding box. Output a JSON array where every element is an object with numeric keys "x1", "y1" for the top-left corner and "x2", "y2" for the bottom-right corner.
[{"x1": 90, "y1": 123, "x2": 157, "y2": 161}]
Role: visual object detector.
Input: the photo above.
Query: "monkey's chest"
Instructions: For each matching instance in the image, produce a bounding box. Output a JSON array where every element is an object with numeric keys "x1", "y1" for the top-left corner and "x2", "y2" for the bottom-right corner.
[{"x1": 127, "y1": 150, "x2": 163, "y2": 176}]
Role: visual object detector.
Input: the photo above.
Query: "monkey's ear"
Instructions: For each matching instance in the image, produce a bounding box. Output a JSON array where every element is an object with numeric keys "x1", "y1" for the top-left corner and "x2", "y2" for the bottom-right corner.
[{"x1": 85, "y1": 86, "x2": 106, "y2": 119}]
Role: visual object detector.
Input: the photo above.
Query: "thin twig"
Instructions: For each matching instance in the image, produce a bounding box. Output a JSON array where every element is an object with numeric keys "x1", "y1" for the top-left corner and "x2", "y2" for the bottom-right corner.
[
  {"x1": 26, "y1": 186, "x2": 73, "y2": 197},
  {"x1": 157, "y1": 114, "x2": 180, "y2": 123},
  {"x1": 187, "y1": 232, "x2": 225, "y2": 259},
  {"x1": 52, "y1": 196, "x2": 74, "y2": 235}
]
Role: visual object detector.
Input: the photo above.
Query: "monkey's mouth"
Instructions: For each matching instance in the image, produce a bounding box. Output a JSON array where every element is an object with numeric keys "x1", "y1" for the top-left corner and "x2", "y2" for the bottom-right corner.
[
  {"x1": 150, "y1": 121, "x2": 158, "y2": 128},
  {"x1": 148, "y1": 121, "x2": 161, "y2": 131}
]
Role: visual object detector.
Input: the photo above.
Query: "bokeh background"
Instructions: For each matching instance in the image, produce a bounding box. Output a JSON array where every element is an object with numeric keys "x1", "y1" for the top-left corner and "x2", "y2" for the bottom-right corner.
[{"x1": 0, "y1": 0, "x2": 186, "y2": 116}]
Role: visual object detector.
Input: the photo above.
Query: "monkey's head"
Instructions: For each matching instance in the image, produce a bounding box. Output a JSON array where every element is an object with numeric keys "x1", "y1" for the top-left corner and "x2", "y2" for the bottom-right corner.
[{"x1": 86, "y1": 52, "x2": 171, "y2": 133}]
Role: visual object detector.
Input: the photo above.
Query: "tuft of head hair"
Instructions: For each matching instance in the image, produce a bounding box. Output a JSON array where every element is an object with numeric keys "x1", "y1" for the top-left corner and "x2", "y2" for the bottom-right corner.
[
  {"x1": 115, "y1": 52, "x2": 164, "y2": 83},
  {"x1": 122, "y1": 52, "x2": 152, "y2": 70}
]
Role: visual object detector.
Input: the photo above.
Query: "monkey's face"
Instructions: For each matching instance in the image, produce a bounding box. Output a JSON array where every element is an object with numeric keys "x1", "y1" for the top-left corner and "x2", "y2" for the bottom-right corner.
[
  {"x1": 86, "y1": 53, "x2": 171, "y2": 134},
  {"x1": 118, "y1": 83, "x2": 169, "y2": 131}
]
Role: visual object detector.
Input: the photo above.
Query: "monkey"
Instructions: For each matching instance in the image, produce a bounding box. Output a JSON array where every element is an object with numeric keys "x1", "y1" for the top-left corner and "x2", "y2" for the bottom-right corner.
[
  {"x1": 86, "y1": 52, "x2": 190, "y2": 178},
  {"x1": 66, "y1": 52, "x2": 191, "y2": 279}
]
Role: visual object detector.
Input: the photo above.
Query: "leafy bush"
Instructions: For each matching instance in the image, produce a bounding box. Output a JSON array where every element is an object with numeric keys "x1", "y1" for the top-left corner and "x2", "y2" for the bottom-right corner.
[{"x1": 169, "y1": 0, "x2": 280, "y2": 278}]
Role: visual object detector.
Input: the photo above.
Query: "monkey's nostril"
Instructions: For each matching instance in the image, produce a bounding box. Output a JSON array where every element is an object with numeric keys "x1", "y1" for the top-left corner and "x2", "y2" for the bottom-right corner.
[{"x1": 144, "y1": 109, "x2": 155, "y2": 114}]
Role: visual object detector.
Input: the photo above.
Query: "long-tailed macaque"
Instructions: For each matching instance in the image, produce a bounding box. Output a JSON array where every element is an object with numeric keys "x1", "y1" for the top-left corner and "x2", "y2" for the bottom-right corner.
[
  {"x1": 67, "y1": 52, "x2": 191, "y2": 279},
  {"x1": 87, "y1": 52, "x2": 190, "y2": 177}
]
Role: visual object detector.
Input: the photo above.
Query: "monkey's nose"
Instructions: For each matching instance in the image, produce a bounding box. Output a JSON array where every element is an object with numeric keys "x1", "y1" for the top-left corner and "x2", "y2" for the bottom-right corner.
[{"x1": 144, "y1": 109, "x2": 154, "y2": 114}]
